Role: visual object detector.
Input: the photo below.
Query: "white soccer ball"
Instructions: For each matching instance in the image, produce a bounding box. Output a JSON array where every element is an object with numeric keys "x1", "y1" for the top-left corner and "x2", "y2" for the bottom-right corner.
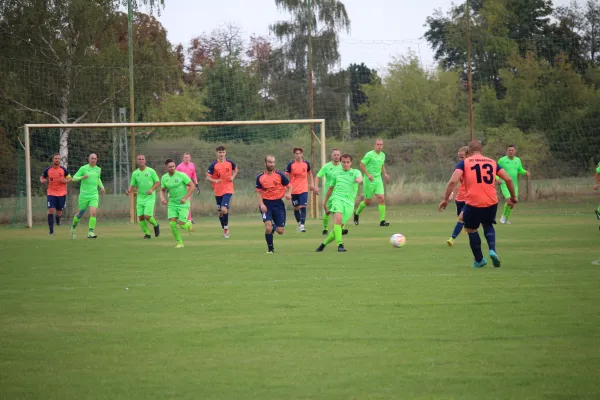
[{"x1": 390, "y1": 233, "x2": 406, "y2": 248}]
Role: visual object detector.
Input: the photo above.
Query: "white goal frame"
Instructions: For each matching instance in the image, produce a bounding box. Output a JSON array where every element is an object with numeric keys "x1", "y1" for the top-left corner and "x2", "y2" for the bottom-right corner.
[{"x1": 24, "y1": 119, "x2": 326, "y2": 228}]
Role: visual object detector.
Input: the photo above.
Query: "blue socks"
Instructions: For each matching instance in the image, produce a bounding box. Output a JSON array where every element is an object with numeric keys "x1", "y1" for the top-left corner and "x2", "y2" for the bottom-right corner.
[
  {"x1": 300, "y1": 208, "x2": 306, "y2": 225},
  {"x1": 294, "y1": 209, "x2": 301, "y2": 223},
  {"x1": 219, "y1": 215, "x2": 224, "y2": 228},
  {"x1": 483, "y1": 224, "x2": 496, "y2": 252},
  {"x1": 265, "y1": 232, "x2": 274, "y2": 250},
  {"x1": 451, "y1": 222, "x2": 464, "y2": 239},
  {"x1": 222, "y1": 212, "x2": 229, "y2": 228},
  {"x1": 468, "y1": 232, "x2": 484, "y2": 262},
  {"x1": 47, "y1": 214, "x2": 54, "y2": 234}
]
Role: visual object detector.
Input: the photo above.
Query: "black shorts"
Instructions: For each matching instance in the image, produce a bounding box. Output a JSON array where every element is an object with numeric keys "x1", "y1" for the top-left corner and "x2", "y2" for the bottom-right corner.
[
  {"x1": 215, "y1": 193, "x2": 233, "y2": 210},
  {"x1": 462, "y1": 204, "x2": 498, "y2": 230},
  {"x1": 455, "y1": 201, "x2": 466, "y2": 217},
  {"x1": 260, "y1": 199, "x2": 286, "y2": 228},
  {"x1": 291, "y1": 192, "x2": 308, "y2": 207},
  {"x1": 47, "y1": 195, "x2": 67, "y2": 211}
]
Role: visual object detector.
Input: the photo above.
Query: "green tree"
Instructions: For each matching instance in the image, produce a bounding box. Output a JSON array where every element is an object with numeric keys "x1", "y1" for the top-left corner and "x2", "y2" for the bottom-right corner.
[{"x1": 347, "y1": 62, "x2": 380, "y2": 137}]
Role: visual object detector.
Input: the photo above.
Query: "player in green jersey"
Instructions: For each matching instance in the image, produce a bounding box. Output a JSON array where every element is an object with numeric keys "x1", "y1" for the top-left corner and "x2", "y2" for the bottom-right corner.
[
  {"x1": 160, "y1": 159, "x2": 195, "y2": 248},
  {"x1": 315, "y1": 148, "x2": 348, "y2": 236},
  {"x1": 496, "y1": 145, "x2": 530, "y2": 224},
  {"x1": 594, "y1": 161, "x2": 600, "y2": 223},
  {"x1": 70, "y1": 153, "x2": 105, "y2": 239},
  {"x1": 316, "y1": 154, "x2": 363, "y2": 253},
  {"x1": 126, "y1": 155, "x2": 161, "y2": 239},
  {"x1": 353, "y1": 139, "x2": 391, "y2": 227}
]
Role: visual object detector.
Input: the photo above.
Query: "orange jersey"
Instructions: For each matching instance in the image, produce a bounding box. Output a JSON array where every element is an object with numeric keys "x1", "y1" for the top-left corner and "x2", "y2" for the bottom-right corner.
[
  {"x1": 285, "y1": 160, "x2": 311, "y2": 194},
  {"x1": 457, "y1": 156, "x2": 501, "y2": 207},
  {"x1": 456, "y1": 177, "x2": 467, "y2": 202},
  {"x1": 207, "y1": 159, "x2": 237, "y2": 196},
  {"x1": 42, "y1": 166, "x2": 70, "y2": 196},
  {"x1": 256, "y1": 170, "x2": 290, "y2": 200}
]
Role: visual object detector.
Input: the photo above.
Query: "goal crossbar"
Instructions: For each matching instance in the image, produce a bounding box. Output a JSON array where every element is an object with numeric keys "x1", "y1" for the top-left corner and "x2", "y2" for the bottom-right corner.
[{"x1": 23, "y1": 119, "x2": 326, "y2": 228}]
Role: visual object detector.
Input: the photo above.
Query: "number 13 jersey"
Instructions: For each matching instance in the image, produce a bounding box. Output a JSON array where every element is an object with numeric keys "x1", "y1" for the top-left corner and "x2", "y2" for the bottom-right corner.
[{"x1": 455, "y1": 156, "x2": 503, "y2": 208}]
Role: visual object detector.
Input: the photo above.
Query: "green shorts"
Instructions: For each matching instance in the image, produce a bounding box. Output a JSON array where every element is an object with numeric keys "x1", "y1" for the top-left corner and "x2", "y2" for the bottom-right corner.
[
  {"x1": 137, "y1": 197, "x2": 155, "y2": 217},
  {"x1": 363, "y1": 177, "x2": 384, "y2": 199},
  {"x1": 168, "y1": 202, "x2": 190, "y2": 222},
  {"x1": 78, "y1": 194, "x2": 99, "y2": 210},
  {"x1": 328, "y1": 198, "x2": 354, "y2": 224},
  {"x1": 500, "y1": 184, "x2": 519, "y2": 199}
]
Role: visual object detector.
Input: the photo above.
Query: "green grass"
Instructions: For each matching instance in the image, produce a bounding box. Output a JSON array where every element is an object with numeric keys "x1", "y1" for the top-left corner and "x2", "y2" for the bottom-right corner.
[{"x1": 1, "y1": 202, "x2": 600, "y2": 399}]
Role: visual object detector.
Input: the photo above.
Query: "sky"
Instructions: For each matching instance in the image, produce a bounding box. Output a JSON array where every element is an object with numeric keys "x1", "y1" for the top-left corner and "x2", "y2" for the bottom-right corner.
[{"x1": 155, "y1": 0, "x2": 579, "y2": 72}]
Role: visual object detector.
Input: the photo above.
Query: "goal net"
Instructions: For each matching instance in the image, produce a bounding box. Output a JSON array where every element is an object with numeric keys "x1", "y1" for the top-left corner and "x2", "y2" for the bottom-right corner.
[{"x1": 11, "y1": 120, "x2": 326, "y2": 228}]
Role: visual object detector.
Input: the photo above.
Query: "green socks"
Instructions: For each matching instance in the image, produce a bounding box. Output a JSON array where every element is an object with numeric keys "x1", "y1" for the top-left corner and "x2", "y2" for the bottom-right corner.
[
  {"x1": 323, "y1": 214, "x2": 330, "y2": 230},
  {"x1": 140, "y1": 220, "x2": 150, "y2": 235},
  {"x1": 170, "y1": 221, "x2": 182, "y2": 244},
  {"x1": 180, "y1": 221, "x2": 191, "y2": 231},
  {"x1": 503, "y1": 203, "x2": 513, "y2": 219},
  {"x1": 323, "y1": 230, "x2": 335, "y2": 245},
  {"x1": 378, "y1": 204, "x2": 386, "y2": 221},
  {"x1": 88, "y1": 217, "x2": 96, "y2": 232},
  {"x1": 334, "y1": 225, "x2": 343, "y2": 245},
  {"x1": 148, "y1": 217, "x2": 158, "y2": 227},
  {"x1": 355, "y1": 201, "x2": 366, "y2": 215},
  {"x1": 72, "y1": 216, "x2": 80, "y2": 229}
]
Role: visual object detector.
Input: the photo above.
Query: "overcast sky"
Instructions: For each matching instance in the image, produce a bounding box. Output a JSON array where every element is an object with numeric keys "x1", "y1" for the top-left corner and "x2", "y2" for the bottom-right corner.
[{"x1": 155, "y1": 0, "x2": 580, "y2": 72}]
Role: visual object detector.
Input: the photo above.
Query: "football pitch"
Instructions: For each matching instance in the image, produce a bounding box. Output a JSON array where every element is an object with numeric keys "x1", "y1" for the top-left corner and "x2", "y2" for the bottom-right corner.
[{"x1": 1, "y1": 202, "x2": 599, "y2": 399}]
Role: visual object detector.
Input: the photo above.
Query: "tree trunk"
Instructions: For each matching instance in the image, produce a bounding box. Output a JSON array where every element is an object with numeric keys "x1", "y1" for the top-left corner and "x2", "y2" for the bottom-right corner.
[{"x1": 59, "y1": 57, "x2": 72, "y2": 169}]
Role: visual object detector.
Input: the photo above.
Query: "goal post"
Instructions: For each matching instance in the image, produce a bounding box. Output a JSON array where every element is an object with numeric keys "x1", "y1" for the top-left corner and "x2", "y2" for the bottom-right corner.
[{"x1": 23, "y1": 119, "x2": 326, "y2": 229}]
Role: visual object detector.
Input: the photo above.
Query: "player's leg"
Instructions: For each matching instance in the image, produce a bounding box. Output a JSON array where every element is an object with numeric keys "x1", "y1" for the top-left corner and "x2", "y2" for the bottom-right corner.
[
  {"x1": 323, "y1": 197, "x2": 333, "y2": 234},
  {"x1": 374, "y1": 180, "x2": 389, "y2": 226},
  {"x1": 261, "y1": 204, "x2": 275, "y2": 253},
  {"x1": 178, "y1": 204, "x2": 193, "y2": 233},
  {"x1": 55, "y1": 195, "x2": 66, "y2": 226},
  {"x1": 448, "y1": 201, "x2": 466, "y2": 246},
  {"x1": 354, "y1": 181, "x2": 374, "y2": 224},
  {"x1": 143, "y1": 200, "x2": 159, "y2": 237},
  {"x1": 462, "y1": 206, "x2": 487, "y2": 268},
  {"x1": 137, "y1": 201, "x2": 151, "y2": 238},
  {"x1": 47, "y1": 195, "x2": 56, "y2": 234},
  {"x1": 291, "y1": 194, "x2": 301, "y2": 230},
  {"x1": 482, "y1": 204, "x2": 500, "y2": 267},
  {"x1": 87, "y1": 199, "x2": 99, "y2": 238},
  {"x1": 215, "y1": 196, "x2": 224, "y2": 229},
  {"x1": 298, "y1": 192, "x2": 308, "y2": 232},
  {"x1": 168, "y1": 216, "x2": 183, "y2": 248},
  {"x1": 187, "y1": 193, "x2": 194, "y2": 224},
  {"x1": 71, "y1": 196, "x2": 89, "y2": 239},
  {"x1": 273, "y1": 200, "x2": 286, "y2": 236},
  {"x1": 596, "y1": 203, "x2": 600, "y2": 220},
  {"x1": 221, "y1": 194, "x2": 232, "y2": 238},
  {"x1": 499, "y1": 184, "x2": 512, "y2": 224}
]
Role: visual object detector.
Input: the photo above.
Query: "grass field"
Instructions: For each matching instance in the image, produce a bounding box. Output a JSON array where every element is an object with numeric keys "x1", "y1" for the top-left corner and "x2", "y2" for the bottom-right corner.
[{"x1": 1, "y1": 202, "x2": 600, "y2": 399}]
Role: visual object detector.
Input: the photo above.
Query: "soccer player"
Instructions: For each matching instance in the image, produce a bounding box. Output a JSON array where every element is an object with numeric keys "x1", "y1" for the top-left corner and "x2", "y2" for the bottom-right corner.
[
  {"x1": 316, "y1": 154, "x2": 363, "y2": 253},
  {"x1": 126, "y1": 154, "x2": 160, "y2": 239},
  {"x1": 40, "y1": 153, "x2": 71, "y2": 235},
  {"x1": 439, "y1": 140, "x2": 517, "y2": 269},
  {"x1": 285, "y1": 148, "x2": 314, "y2": 232},
  {"x1": 161, "y1": 159, "x2": 194, "y2": 248},
  {"x1": 256, "y1": 155, "x2": 292, "y2": 254},
  {"x1": 315, "y1": 148, "x2": 344, "y2": 235},
  {"x1": 447, "y1": 146, "x2": 469, "y2": 246},
  {"x1": 353, "y1": 138, "x2": 391, "y2": 227},
  {"x1": 497, "y1": 145, "x2": 530, "y2": 224},
  {"x1": 70, "y1": 153, "x2": 105, "y2": 239},
  {"x1": 206, "y1": 145, "x2": 238, "y2": 239},
  {"x1": 594, "y1": 160, "x2": 600, "y2": 221},
  {"x1": 176, "y1": 152, "x2": 200, "y2": 224}
]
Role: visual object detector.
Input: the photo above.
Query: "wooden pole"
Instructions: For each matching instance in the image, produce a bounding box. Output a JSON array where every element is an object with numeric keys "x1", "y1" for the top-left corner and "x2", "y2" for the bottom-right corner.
[
  {"x1": 127, "y1": 0, "x2": 136, "y2": 223},
  {"x1": 25, "y1": 125, "x2": 33, "y2": 228},
  {"x1": 466, "y1": 0, "x2": 474, "y2": 141},
  {"x1": 307, "y1": 0, "x2": 316, "y2": 219}
]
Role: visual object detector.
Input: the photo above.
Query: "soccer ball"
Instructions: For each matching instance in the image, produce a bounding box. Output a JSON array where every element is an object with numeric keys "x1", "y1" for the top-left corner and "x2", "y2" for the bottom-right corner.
[{"x1": 390, "y1": 233, "x2": 406, "y2": 248}]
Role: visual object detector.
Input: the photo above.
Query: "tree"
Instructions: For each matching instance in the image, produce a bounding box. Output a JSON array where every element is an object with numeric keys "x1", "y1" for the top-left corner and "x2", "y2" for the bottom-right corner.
[
  {"x1": 347, "y1": 63, "x2": 379, "y2": 137},
  {"x1": 0, "y1": 0, "x2": 170, "y2": 168}
]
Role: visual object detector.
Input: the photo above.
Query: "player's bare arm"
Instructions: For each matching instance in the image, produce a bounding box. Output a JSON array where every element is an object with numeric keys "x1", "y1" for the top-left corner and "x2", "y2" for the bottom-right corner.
[
  {"x1": 149, "y1": 181, "x2": 160, "y2": 195},
  {"x1": 382, "y1": 165, "x2": 390, "y2": 182},
  {"x1": 125, "y1": 185, "x2": 136, "y2": 196},
  {"x1": 256, "y1": 191, "x2": 267, "y2": 213},
  {"x1": 360, "y1": 162, "x2": 373, "y2": 181},
  {"x1": 230, "y1": 167, "x2": 238, "y2": 181},
  {"x1": 497, "y1": 170, "x2": 517, "y2": 205},
  {"x1": 98, "y1": 178, "x2": 105, "y2": 195},
  {"x1": 160, "y1": 187, "x2": 168, "y2": 205},
  {"x1": 439, "y1": 170, "x2": 463, "y2": 211},
  {"x1": 181, "y1": 182, "x2": 194, "y2": 204},
  {"x1": 284, "y1": 184, "x2": 292, "y2": 201},
  {"x1": 355, "y1": 174, "x2": 364, "y2": 184},
  {"x1": 205, "y1": 173, "x2": 222, "y2": 184},
  {"x1": 594, "y1": 172, "x2": 599, "y2": 190}
]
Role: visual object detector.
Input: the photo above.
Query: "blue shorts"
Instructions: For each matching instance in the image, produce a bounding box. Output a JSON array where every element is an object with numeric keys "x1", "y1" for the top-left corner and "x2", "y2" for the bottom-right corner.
[
  {"x1": 455, "y1": 200, "x2": 466, "y2": 217},
  {"x1": 291, "y1": 192, "x2": 308, "y2": 207},
  {"x1": 462, "y1": 203, "x2": 498, "y2": 230},
  {"x1": 215, "y1": 193, "x2": 233, "y2": 211},
  {"x1": 47, "y1": 195, "x2": 67, "y2": 211},
  {"x1": 260, "y1": 199, "x2": 286, "y2": 228}
]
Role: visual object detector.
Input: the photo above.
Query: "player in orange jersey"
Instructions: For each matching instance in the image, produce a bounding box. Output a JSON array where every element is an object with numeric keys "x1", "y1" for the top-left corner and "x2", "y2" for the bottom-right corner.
[
  {"x1": 446, "y1": 146, "x2": 469, "y2": 247},
  {"x1": 256, "y1": 155, "x2": 292, "y2": 254},
  {"x1": 439, "y1": 140, "x2": 516, "y2": 269},
  {"x1": 40, "y1": 154, "x2": 72, "y2": 235},
  {"x1": 206, "y1": 146, "x2": 238, "y2": 239},
  {"x1": 285, "y1": 148, "x2": 314, "y2": 232}
]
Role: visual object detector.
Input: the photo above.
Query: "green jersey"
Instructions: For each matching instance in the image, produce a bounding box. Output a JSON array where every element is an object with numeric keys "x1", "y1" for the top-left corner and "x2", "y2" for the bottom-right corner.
[
  {"x1": 73, "y1": 164, "x2": 103, "y2": 196},
  {"x1": 497, "y1": 156, "x2": 527, "y2": 187},
  {"x1": 596, "y1": 161, "x2": 600, "y2": 173},
  {"x1": 130, "y1": 167, "x2": 159, "y2": 201},
  {"x1": 317, "y1": 161, "x2": 343, "y2": 187},
  {"x1": 361, "y1": 150, "x2": 385, "y2": 179},
  {"x1": 329, "y1": 168, "x2": 361, "y2": 205},
  {"x1": 161, "y1": 171, "x2": 191, "y2": 205}
]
